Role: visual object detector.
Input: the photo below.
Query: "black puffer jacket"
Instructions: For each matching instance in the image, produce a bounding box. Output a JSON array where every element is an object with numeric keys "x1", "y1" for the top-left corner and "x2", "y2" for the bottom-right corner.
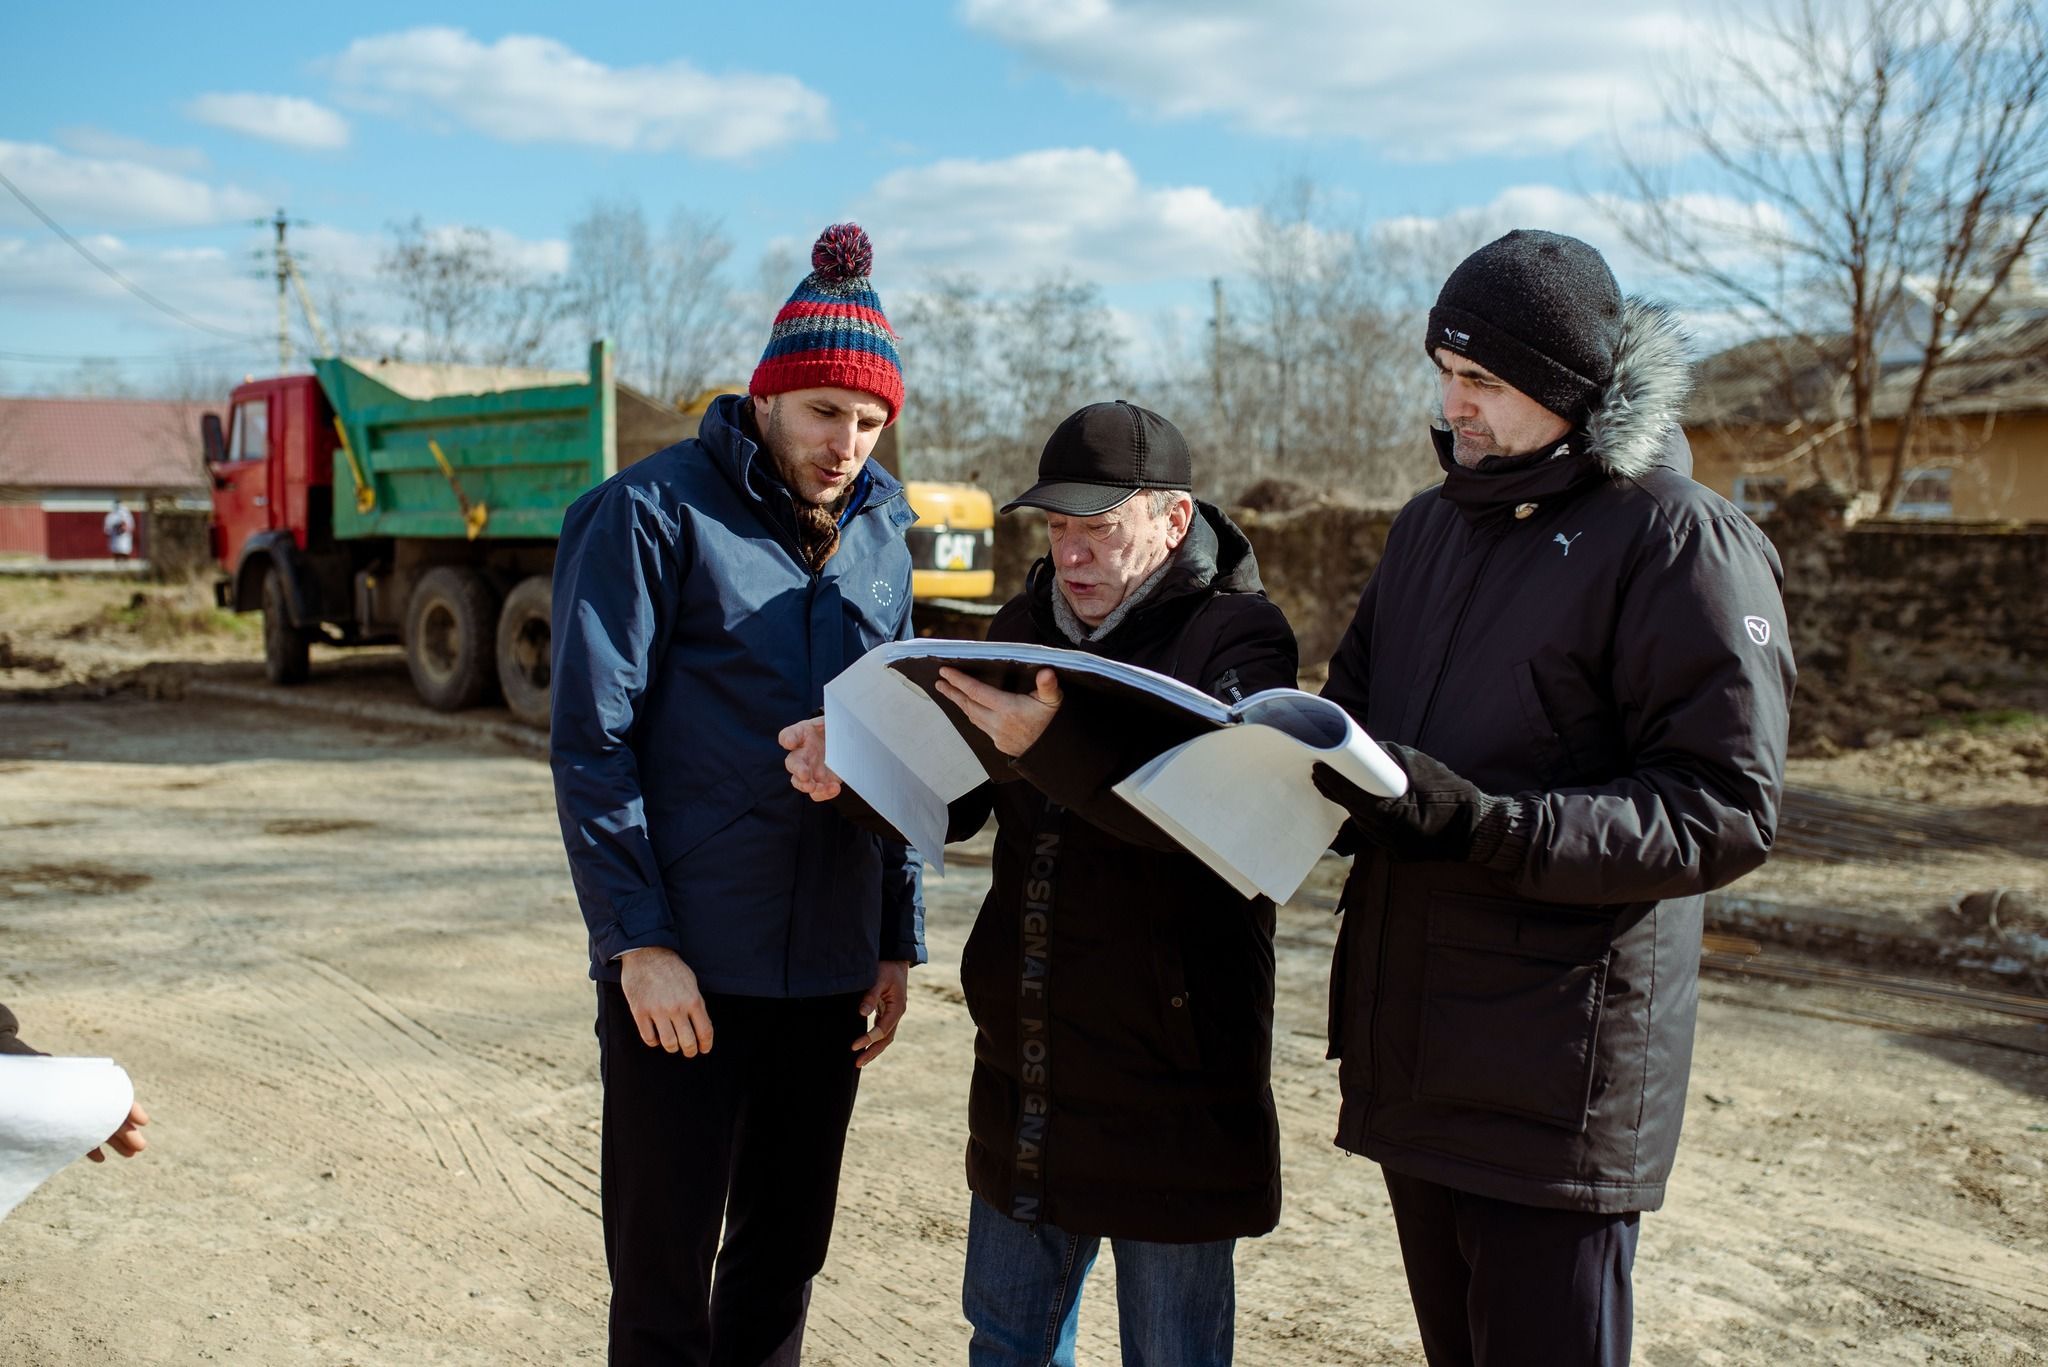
[
  {"x1": 951, "y1": 503, "x2": 1298, "y2": 1241},
  {"x1": 1322, "y1": 300, "x2": 1796, "y2": 1214}
]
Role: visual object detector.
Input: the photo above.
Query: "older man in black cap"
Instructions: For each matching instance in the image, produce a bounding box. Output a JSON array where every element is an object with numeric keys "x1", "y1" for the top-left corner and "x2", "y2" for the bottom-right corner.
[
  {"x1": 1311, "y1": 230, "x2": 1797, "y2": 1365},
  {"x1": 785, "y1": 400, "x2": 1296, "y2": 1364}
]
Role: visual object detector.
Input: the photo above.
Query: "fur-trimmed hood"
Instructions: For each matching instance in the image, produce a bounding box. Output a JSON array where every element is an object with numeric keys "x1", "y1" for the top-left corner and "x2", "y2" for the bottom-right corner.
[
  {"x1": 1431, "y1": 297, "x2": 1696, "y2": 483},
  {"x1": 1582, "y1": 297, "x2": 1694, "y2": 479}
]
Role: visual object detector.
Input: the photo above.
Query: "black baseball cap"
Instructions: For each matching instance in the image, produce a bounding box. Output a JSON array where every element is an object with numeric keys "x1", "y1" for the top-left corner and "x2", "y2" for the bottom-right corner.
[{"x1": 1001, "y1": 400, "x2": 1194, "y2": 516}]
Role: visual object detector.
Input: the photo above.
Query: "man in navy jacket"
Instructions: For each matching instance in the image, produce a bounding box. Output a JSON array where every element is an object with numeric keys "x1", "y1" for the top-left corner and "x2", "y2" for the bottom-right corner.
[{"x1": 550, "y1": 224, "x2": 925, "y2": 1367}]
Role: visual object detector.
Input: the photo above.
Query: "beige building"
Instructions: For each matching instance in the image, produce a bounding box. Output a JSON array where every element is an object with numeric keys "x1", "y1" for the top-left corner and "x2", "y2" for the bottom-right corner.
[{"x1": 1685, "y1": 313, "x2": 2048, "y2": 522}]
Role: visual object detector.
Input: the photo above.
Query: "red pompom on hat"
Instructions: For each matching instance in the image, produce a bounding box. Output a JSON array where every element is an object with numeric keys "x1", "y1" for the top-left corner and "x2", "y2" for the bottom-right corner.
[{"x1": 749, "y1": 223, "x2": 903, "y2": 422}]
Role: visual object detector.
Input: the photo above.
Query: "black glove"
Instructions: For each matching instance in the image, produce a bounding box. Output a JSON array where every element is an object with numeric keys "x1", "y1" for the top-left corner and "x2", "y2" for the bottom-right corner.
[{"x1": 1312, "y1": 744, "x2": 1526, "y2": 872}]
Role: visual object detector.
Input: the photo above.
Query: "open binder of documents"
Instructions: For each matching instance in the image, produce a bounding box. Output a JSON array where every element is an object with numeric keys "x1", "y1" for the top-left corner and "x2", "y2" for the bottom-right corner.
[{"x1": 821, "y1": 639, "x2": 1405, "y2": 903}]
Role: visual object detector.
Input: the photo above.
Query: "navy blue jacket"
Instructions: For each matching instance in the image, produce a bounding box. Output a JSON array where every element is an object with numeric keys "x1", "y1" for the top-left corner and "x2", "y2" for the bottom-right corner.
[{"x1": 550, "y1": 394, "x2": 926, "y2": 995}]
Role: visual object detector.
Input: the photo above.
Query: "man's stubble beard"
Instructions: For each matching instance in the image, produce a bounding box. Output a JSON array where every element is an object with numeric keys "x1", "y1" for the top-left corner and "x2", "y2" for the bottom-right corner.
[
  {"x1": 1450, "y1": 427, "x2": 1500, "y2": 469},
  {"x1": 758, "y1": 401, "x2": 817, "y2": 506}
]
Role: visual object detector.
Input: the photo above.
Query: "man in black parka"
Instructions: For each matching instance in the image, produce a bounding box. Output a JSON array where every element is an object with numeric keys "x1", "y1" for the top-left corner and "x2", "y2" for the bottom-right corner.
[
  {"x1": 1312, "y1": 231, "x2": 1796, "y2": 1366},
  {"x1": 785, "y1": 401, "x2": 1296, "y2": 1365}
]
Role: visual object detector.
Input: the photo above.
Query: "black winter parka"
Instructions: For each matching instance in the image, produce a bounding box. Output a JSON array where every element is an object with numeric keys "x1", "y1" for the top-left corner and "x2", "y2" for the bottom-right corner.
[
  {"x1": 950, "y1": 503, "x2": 1299, "y2": 1242},
  {"x1": 1322, "y1": 301, "x2": 1796, "y2": 1214}
]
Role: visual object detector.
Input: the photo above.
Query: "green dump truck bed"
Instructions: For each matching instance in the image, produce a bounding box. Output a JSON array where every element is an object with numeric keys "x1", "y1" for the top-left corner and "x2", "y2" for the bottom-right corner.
[{"x1": 316, "y1": 341, "x2": 693, "y2": 542}]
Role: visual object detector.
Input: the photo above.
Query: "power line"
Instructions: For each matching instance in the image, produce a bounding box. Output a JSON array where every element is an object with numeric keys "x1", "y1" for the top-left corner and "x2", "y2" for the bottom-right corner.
[
  {"x1": 0, "y1": 167, "x2": 268, "y2": 344},
  {"x1": 0, "y1": 345, "x2": 251, "y2": 365}
]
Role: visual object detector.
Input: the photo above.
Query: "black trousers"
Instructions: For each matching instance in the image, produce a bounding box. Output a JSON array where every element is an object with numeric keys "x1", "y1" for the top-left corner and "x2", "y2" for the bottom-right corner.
[
  {"x1": 1382, "y1": 1169, "x2": 1640, "y2": 1367},
  {"x1": 597, "y1": 983, "x2": 866, "y2": 1367}
]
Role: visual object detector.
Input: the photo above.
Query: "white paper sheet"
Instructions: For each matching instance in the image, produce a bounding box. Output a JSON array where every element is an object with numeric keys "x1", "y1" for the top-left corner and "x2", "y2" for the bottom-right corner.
[
  {"x1": 1115, "y1": 723, "x2": 1348, "y2": 901},
  {"x1": 823, "y1": 652, "x2": 988, "y2": 874},
  {"x1": 0, "y1": 1056, "x2": 135, "y2": 1220},
  {"x1": 1113, "y1": 691, "x2": 1405, "y2": 903}
]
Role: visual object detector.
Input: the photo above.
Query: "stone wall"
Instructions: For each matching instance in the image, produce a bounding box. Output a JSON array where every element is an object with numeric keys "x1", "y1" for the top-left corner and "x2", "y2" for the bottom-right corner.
[
  {"x1": 1765, "y1": 513, "x2": 2048, "y2": 692},
  {"x1": 991, "y1": 497, "x2": 2048, "y2": 714},
  {"x1": 989, "y1": 503, "x2": 1397, "y2": 667}
]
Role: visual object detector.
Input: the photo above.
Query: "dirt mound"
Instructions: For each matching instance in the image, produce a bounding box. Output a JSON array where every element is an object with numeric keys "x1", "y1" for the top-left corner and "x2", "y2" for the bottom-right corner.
[
  {"x1": 1797, "y1": 712, "x2": 2048, "y2": 805},
  {"x1": 1790, "y1": 667, "x2": 2048, "y2": 753},
  {"x1": 57, "y1": 588, "x2": 248, "y2": 647},
  {"x1": 0, "y1": 636, "x2": 65, "y2": 675}
]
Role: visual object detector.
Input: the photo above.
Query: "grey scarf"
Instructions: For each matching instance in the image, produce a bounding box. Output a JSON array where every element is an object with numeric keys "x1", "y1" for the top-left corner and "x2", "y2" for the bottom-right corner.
[{"x1": 1048, "y1": 556, "x2": 1176, "y2": 644}]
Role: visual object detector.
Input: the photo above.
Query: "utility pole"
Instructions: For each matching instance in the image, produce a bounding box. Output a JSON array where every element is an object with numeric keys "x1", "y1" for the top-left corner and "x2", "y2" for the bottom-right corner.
[
  {"x1": 1209, "y1": 277, "x2": 1226, "y2": 411},
  {"x1": 263, "y1": 208, "x2": 333, "y2": 367},
  {"x1": 272, "y1": 208, "x2": 291, "y2": 372}
]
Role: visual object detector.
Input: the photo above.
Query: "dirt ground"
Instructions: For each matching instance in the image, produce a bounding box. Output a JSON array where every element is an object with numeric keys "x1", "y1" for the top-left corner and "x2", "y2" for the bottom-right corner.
[{"x1": 2, "y1": 578, "x2": 2046, "y2": 1364}]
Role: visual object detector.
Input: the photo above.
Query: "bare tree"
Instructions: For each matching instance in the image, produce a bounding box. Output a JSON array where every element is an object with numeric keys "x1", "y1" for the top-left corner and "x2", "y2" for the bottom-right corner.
[
  {"x1": 1194, "y1": 180, "x2": 1473, "y2": 504},
  {"x1": 315, "y1": 279, "x2": 396, "y2": 360},
  {"x1": 154, "y1": 359, "x2": 240, "y2": 486},
  {"x1": 1244, "y1": 179, "x2": 1322, "y2": 476},
  {"x1": 895, "y1": 276, "x2": 993, "y2": 473},
  {"x1": 989, "y1": 277, "x2": 1129, "y2": 493},
  {"x1": 563, "y1": 200, "x2": 744, "y2": 403},
  {"x1": 1613, "y1": 0, "x2": 2048, "y2": 508},
  {"x1": 380, "y1": 217, "x2": 561, "y2": 367}
]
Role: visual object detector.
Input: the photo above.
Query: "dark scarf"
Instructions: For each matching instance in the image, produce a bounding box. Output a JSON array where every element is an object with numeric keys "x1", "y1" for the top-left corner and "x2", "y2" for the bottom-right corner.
[{"x1": 791, "y1": 491, "x2": 850, "y2": 573}]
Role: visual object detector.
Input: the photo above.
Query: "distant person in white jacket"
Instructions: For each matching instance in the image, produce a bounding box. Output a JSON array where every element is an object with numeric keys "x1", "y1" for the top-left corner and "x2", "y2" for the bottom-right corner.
[{"x1": 103, "y1": 499, "x2": 135, "y2": 561}]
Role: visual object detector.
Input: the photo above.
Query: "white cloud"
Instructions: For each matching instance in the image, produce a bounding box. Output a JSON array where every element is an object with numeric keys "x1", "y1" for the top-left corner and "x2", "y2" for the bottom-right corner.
[
  {"x1": 326, "y1": 27, "x2": 832, "y2": 158},
  {"x1": 960, "y1": 0, "x2": 1700, "y2": 160},
  {"x1": 860, "y1": 147, "x2": 1260, "y2": 285},
  {"x1": 1375, "y1": 184, "x2": 1796, "y2": 329},
  {"x1": 54, "y1": 127, "x2": 210, "y2": 175},
  {"x1": 377, "y1": 221, "x2": 571, "y2": 277},
  {"x1": 0, "y1": 233, "x2": 269, "y2": 339},
  {"x1": 0, "y1": 141, "x2": 268, "y2": 230},
  {"x1": 0, "y1": 216, "x2": 572, "y2": 360},
  {"x1": 185, "y1": 93, "x2": 352, "y2": 151}
]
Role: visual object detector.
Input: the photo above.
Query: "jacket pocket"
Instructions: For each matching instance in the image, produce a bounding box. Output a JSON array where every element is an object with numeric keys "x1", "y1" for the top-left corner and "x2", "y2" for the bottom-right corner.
[
  {"x1": 1511, "y1": 660, "x2": 1572, "y2": 782},
  {"x1": 1148, "y1": 933, "x2": 1206, "y2": 1073},
  {"x1": 1414, "y1": 892, "x2": 1610, "y2": 1133},
  {"x1": 652, "y1": 766, "x2": 771, "y2": 871}
]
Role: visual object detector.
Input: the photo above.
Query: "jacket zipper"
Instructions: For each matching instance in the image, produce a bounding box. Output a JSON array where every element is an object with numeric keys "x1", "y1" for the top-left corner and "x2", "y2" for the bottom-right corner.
[{"x1": 1362, "y1": 528, "x2": 1501, "y2": 1136}]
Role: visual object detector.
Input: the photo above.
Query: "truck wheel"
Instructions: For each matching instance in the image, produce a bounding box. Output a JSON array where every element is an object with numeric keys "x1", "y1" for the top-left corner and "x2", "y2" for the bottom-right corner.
[
  {"x1": 404, "y1": 567, "x2": 499, "y2": 711},
  {"x1": 495, "y1": 575, "x2": 552, "y2": 729},
  {"x1": 261, "y1": 565, "x2": 311, "y2": 686}
]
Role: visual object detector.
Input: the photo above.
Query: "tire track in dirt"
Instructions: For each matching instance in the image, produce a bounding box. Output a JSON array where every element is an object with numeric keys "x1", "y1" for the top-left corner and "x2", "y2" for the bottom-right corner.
[
  {"x1": 277, "y1": 953, "x2": 503, "y2": 1194},
  {"x1": 1821, "y1": 1208, "x2": 2048, "y2": 1320},
  {"x1": 229, "y1": 950, "x2": 601, "y2": 1225}
]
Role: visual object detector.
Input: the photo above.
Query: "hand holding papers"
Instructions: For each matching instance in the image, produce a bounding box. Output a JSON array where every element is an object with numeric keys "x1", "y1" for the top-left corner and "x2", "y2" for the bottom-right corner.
[
  {"x1": 932, "y1": 666, "x2": 1064, "y2": 758},
  {"x1": 820, "y1": 640, "x2": 1406, "y2": 902},
  {"x1": 0, "y1": 1056, "x2": 138, "y2": 1220}
]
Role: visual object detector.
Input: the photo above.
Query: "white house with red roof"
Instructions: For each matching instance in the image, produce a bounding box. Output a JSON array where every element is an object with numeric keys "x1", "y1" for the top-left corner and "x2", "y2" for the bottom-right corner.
[{"x1": 0, "y1": 396, "x2": 211, "y2": 561}]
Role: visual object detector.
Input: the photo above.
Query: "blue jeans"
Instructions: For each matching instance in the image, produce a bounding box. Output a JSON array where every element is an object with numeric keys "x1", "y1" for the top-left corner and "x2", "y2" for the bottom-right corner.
[{"x1": 962, "y1": 1194, "x2": 1236, "y2": 1366}]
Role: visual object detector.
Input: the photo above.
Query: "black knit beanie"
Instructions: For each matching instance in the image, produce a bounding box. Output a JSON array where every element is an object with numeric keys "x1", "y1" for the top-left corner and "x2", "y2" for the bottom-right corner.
[{"x1": 1426, "y1": 230, "x2": 1623, "y2": 420}]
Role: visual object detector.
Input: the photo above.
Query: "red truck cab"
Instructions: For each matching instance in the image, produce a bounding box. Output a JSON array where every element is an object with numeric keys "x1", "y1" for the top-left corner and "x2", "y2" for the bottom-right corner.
[
  {"x1": 207, "y1": 374, "x2": 336, "y2": 576},
  {"x1": 205, "y1": 374, "x2": 348, "y2": 686}
]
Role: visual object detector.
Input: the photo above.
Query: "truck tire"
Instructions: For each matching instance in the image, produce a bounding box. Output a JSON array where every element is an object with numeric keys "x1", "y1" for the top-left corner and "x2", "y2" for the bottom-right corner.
[
  {"x1": 495, "y1": 575, "x2": 553, "y2": 729},
  {"x1": 404, "y1": 567, "x2": 499, "y2": 712},
  {"x1": 261, "y1": 565, "x2": 311, "y2": 686}
]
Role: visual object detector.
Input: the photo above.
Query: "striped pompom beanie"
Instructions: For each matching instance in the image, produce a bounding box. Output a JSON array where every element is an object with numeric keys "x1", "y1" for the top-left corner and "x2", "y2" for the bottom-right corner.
[{"x1": 749, "y1": 223, "x2": 904, "y2": 423}]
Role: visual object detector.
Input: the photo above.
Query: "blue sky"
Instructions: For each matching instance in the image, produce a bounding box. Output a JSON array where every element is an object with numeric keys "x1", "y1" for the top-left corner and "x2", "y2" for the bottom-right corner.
[{"x1": 2, "y1": 0, "x2": 1738, "y2": 393}]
